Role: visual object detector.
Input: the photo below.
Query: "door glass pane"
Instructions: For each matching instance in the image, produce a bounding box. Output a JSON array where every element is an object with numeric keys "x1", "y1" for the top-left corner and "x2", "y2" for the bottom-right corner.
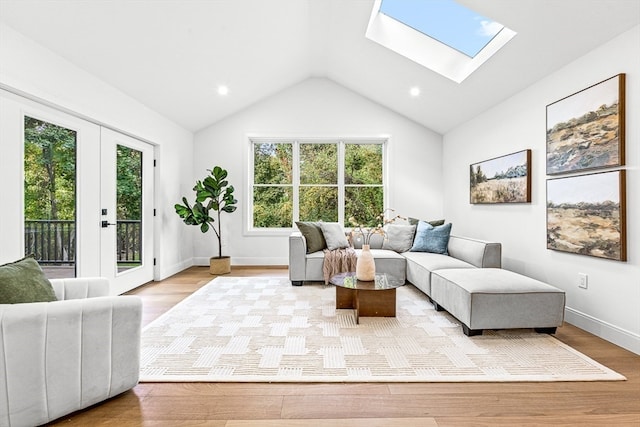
[
  {"x1": 24, "y1": 116, "x2": 77, "y2": 278},
  {"x1": 116, "y1": 145, "x2": 142, "y2": 273}
]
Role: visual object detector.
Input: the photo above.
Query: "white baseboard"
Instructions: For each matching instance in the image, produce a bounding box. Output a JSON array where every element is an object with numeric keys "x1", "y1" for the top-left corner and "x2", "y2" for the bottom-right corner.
[
  {"x1": 157, "y1": 259, "x2": 194, "y2": 281},
  {"x1": 193, "y1": 256, "x2": 288, "y2": 266},
  {"x1": 564, "y1": 306, "x2": 640, "y2": 355}
]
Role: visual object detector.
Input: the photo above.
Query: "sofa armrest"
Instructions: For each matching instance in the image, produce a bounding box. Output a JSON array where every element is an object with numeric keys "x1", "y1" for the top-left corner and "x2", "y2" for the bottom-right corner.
[
  {"x1": 289, "y1": 232, "x2": 307, "y2": 282},
  {"x1": 50, "y1": 277, "x2": 110, "y2": 300},
  {"x1": 447, "y1": 235, "x2": 502, "y2": 268},
  {"x1": 0, "y1": 295, "x2": 142, "y2": 427}
]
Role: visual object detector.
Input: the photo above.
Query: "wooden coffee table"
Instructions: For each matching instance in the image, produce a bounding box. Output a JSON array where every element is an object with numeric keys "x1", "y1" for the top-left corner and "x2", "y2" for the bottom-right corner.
[{"x1": 329, "y1": 272, "x2": 405, "y2": 324}]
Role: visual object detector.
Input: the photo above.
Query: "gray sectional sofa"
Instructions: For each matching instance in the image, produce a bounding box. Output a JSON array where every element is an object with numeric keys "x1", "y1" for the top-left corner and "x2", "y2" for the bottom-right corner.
[
  {"x1": 289, "y1": 231, "x2": 501, "y2": 288},
  {"x1": 288, "y1": 230, "x2": 565, "y2": 336}
]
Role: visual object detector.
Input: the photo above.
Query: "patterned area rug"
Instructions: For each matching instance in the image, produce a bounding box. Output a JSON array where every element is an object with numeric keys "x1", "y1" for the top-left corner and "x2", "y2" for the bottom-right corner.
[{"x1": 139, "y1": 277, "x2": 625, "y2": 382}]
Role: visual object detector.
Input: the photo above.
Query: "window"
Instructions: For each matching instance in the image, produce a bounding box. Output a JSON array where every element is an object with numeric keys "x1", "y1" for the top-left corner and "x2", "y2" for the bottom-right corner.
[
  {"x1": 344, "y1": 144, "x2": 384, "y2": 227},
  {"x1": 379, "y1": 0, "x2": 504, "y2": 58},
  {"x1": 24, "y1": 116, "x2": 77, "y2": 278},
  {"x1": 299, "y1": 142, "x2": 339, "y2": 222},
  {"x1": 116, "y1": 145, "x2": 143, "y2": 272},
  {"x1": 366, "y1": 0, "x2": 516, "y2": 83},
  {"x1": 252, "y1": 142, "x2": 293, "y2": 228},
  {"x1": 250, "y1": 139, "x2": 385, "y2": 230}
]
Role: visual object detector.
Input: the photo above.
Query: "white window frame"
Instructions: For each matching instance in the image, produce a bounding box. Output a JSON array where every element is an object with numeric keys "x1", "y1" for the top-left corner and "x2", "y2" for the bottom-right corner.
[{"x1": 246, "y1": 136, "x2": 388, "y2": 236}]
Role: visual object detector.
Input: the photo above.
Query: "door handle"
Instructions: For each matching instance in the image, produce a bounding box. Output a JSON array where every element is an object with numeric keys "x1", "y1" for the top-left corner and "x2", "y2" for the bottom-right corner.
[{"x1": 101, "y1": 220, "x2": 116, "y2": 228}]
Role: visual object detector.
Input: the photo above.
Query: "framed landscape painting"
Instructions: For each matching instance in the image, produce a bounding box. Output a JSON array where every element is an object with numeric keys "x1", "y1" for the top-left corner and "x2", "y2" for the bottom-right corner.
[
  {"x1": 547, "y1": 170, "x2": 626, "y2": 261},
  {"x1": 470, "y1": 149, "x2": 531, "y2": 204},
  {"x1": 546, "y1": 73, "x2": 625, "y2": 175}
]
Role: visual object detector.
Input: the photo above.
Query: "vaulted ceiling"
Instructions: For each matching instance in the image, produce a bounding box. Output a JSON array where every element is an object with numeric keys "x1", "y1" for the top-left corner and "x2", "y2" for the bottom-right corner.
[{"x1": 1, "y1": 0, "x2": 638, "y2": 134}]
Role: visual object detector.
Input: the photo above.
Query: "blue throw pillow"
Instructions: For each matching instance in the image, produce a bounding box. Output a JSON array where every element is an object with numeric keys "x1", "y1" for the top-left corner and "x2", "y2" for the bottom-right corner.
[{"x1": 410, "y1": 222, "x2": 452, "y2": 254}]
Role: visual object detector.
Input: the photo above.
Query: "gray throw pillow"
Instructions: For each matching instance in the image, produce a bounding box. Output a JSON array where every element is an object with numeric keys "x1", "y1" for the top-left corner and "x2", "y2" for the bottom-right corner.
[
  {"x1": 382, "y1": 224, "x2": 416, "y2": 253},
  {"x1": 319, "y1": 222, "x2": 350, "y2": 250},
  {"x1": 408, "y1": 217, "x2": 445, "y2": 227},
  {"x1": 410, "y1": 222, "x2": 452, "y2": 255},
  {"x1": 351, "y1": 232, "x2": 384, "y2": 249},
  {"x1": 0, "y1": 256, "x2": 58, "y2": 304},
  {"x1": 295, "y1": 221, "x2": 326, "y2": 253}
]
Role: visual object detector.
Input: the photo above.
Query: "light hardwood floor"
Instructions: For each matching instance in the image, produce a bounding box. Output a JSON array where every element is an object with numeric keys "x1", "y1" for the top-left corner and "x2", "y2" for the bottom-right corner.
[{"x1": 51, "y1": 266, "x2": 640, "y2": 426}]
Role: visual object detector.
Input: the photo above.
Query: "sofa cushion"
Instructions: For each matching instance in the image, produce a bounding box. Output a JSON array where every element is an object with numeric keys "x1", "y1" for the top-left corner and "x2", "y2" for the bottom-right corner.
[
  {"x1": 404, "y1": 251, "x2": 475, "y2": 296},
  {"x1": 403, "y1": 251, "x2": 475, "y2": 272},
  {"x1": 319, "y1": 222, "x2": 350, "y2": 250},
  {"x1": 382, "y1": 224, "x2": 416, "y2": 253},
  {"x1": 431, "y1": 268, "x2": 565, "y2": 331},
  {"x1": 295, "y1": 221, "x2": 327, "y2": 253},
  {"x1": 410, "y1": 222, "x2": 452, "y2": 254},
  {"x1": 0, "y1": 256, "x2": 58, "y2": 304}
]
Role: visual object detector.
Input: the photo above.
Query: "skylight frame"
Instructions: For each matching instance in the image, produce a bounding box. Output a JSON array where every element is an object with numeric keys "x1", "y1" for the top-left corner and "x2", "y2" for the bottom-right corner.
[{"x1": 365, "y1": 0, "x2": 517, "y2": 83}]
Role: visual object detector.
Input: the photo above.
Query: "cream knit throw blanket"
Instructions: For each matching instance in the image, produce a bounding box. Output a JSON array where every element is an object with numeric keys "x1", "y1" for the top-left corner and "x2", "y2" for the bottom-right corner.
[{"x1": 322, "y1": 247, "x2": 357, "y2": 284}]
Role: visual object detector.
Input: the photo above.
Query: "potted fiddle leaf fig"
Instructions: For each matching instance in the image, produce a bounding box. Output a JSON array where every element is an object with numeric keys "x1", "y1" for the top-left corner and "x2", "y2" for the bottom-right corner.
[{"x1": 175, "y1": 166, "x2": 237, "y2": 274}]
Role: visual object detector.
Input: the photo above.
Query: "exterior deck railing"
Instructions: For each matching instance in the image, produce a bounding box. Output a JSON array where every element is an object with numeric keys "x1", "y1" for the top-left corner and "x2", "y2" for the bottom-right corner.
[{"x1": 24, "y1": 219, "x2": 141, "y2": 265}]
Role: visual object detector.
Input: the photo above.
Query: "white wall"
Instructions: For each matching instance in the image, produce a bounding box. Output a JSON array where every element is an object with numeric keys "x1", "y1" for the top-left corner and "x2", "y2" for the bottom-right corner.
[
  {"x1": 443, "y1": 25, "x2": 640, "y2": 354},
  {"x1": 194, "y1": 78, "x2": 443, "y2": 265},
  {"x1": 0, "y1": 24, "x2": 194, "y2": 280}
]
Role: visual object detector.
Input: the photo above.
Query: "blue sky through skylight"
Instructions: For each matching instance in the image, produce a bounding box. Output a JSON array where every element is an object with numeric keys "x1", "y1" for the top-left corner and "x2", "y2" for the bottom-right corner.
[{"x1": 379, "y1": 0, "x2": 504, "y2": 58}]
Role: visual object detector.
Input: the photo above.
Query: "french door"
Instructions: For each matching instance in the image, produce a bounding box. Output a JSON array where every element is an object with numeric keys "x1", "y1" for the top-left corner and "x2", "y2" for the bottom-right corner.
[
  {"x1": 0, "y1": 90, "x2": 155, "y2": 294},
  {"x1": 100, "y1": 128, "x2": 154, "y2": 294},
  {"x1": 1, "y1": 91, "x2": 102, "y2": 276}
]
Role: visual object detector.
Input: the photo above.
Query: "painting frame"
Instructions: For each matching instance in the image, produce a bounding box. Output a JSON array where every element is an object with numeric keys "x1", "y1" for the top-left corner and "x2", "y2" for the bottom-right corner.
[
  {"x1": 546, "y1": 73, "x2": 625, "y2": 175},
  {"x1": 470, "y1": 149, "x2": 531, "y2": 204},
  {"x1": 546, "y1": 170, "x2": 626, "y2": 261}
]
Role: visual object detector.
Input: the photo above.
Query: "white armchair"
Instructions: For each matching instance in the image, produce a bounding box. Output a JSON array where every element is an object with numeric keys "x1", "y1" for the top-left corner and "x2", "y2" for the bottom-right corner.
[{"x1": 0, "y1": 277, "x2": 142, "y2": 427}]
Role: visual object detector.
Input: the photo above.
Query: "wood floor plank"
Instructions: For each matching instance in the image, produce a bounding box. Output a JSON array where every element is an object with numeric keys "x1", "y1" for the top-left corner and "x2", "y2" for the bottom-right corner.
[
  {"x1": 140, "y1": 382, "x2": 391, "y2": 397},
  {"x1": 137, "y1": 396, "x2": 284, "y2": 421},
  {"x1": 226, "y1": 418, "x2": 438, "y2": 427},
  {"x1": 281, "y1": 392, "x2": 640, "y2": 419},
  {"x1": 434, "y1": 414, "x2": 640, "y2": 427},
  {"x1": 48, "y1": 266, "x2": 640, "y2": 426}
]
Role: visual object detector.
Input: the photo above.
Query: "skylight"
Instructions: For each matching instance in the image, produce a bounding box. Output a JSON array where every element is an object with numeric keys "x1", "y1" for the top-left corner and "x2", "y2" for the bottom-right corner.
[
  {"x1": 379, "y1": 0, "x2": 504, "y2": 58},
  {"x1": 366, "y1": 0, "x2": 516, "y2": 83}
]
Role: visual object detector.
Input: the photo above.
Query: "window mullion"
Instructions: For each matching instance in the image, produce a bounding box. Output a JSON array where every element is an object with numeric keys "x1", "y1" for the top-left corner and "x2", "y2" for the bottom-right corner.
[
  {"x1": 248, "y1": 140, "x2": 255, "y2": 231},
  {"x1": 382, "y1": 140, "x2": 388, "y2": 212},
  {"x1": 292, "y1": 141, "x2": 300, "y2": 223},
  {"x1": 338, "y1": 140, "x2": 345, "y2": 224}
]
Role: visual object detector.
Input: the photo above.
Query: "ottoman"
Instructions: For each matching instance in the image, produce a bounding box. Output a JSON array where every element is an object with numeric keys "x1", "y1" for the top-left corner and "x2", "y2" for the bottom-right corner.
[{"x1": 431, "y1": 268, "x2": 565, "y2": 336}]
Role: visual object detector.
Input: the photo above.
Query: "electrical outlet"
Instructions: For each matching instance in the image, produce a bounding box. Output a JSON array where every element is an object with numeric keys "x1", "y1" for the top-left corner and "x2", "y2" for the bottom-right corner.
[{"x1": 578, "y1": 273, "x2": 588, "y2": 289}]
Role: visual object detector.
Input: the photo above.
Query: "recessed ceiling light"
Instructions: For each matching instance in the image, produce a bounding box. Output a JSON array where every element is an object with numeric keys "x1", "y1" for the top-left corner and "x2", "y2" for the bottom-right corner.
[
  {"x1": 409, "y1": 87, "x2": 420, "y2": 97},
  {"x1": 217, "y1": 85, "x2": 229, "y2": 96}
]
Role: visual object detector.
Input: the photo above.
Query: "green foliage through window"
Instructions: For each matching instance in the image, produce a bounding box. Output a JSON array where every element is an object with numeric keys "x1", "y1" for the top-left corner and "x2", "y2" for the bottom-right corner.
[
  {"x1": 24, "y1": 117, "x2": 77, "y2": 221},
  {"x1": 117, "y1": 145, "x2": 142, "y2": 220},
  {"x1": 251, "y1": 140, "x2": 384, "y2": 228},
  {"x1": 253, "y1": 142, "x2": 293, "y2": 228},
  {"x1": 300, "y1": 143, "x2": 337, "y2": 184},
  {"x1": 24, "y1": 117, "x2": 77, "y2": 267}
]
